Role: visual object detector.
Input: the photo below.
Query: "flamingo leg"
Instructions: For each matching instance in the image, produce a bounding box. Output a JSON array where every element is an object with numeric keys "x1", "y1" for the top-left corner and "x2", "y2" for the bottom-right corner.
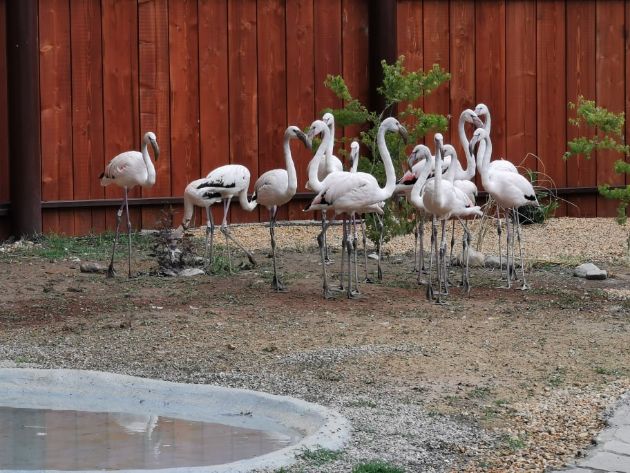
[
  {"x1": 204, "y1": 206, "x2": 215, "y2": 270},
  {"x1": 458, "y1": 218, "x2": 472, "y2": 294},
  {"x1": 510, "y1": 210, "x2": 518, "y2": 281},
  {"x1": 352, "y1": 214, "x2": 360, "y2": 292},
  {"x1": 376, "y1": 214, "x2": 384, "y2": 282},
  {"x1": 361, "y1": 218, "x2": 372, "y2": 283},
  {"x1": 221, "y1": 198, "x2": 232, "y2": 272},
  {"x1": 504, "y1": 209, "x2": 512, "y2": 289},
  {"x1": 439, "y1": 219, "x2": 448, "y2": 297},
  {"x1": 345, "y1": 218, "x2": 355, "y2": 299},
  {"x1": 339, "y1": 216, "x2": 347, "y2": 290},
  {"x1": 496, "y1": 206, "x2": 504, "y2": 281},
  {"x1": 449, "y1": 219, "x2": 456, "y2": 267},
  {"x1": 106, "y1": 198, "x2": 127, "y2": 278},
  {"x1": 270, "y1": 206, "x2": 286, "y2": 292},
  {"x1": 413, "y1": 214, "x2": 419, "y2": 272},
  {"x1": 124, "y1": 187, "x2": 132, "y2": 278},
  {"x1": 425, "y1": 217, "x2": 436, "y2": 300},
  {"x1": 322, "y1": 210, "x2": 332, "y2": 264},
  {"x1": 514, "y1": 210, "x2": 530, "y2": 290},
  {"x1": 317, "y1": 219, "x2": 334, "y2": 299},
  {"x1": 419, "y1": 214, "x2": 426, "y2": 273},
  {"x1": 220, "y1": 197, "x2": 257, "y2": 270}
]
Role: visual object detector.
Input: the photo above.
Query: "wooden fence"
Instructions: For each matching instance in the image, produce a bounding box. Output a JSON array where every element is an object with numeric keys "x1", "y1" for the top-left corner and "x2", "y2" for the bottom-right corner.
[{"x1": 1, "y1": 0, "x2": 629, "y2": 238}]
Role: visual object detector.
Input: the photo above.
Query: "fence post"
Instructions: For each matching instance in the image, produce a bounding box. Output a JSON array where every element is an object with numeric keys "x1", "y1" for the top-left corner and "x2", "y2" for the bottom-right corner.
[
  {"x1": 6, "y1": 0, "x2": 41, "y2": 237},
  {"x1": 369, "y1": 0, "x2": 397, "y2": 114}
]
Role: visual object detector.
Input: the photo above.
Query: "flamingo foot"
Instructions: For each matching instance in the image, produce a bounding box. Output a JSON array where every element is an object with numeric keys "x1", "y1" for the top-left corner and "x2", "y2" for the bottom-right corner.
[
  {"x1": 520, "y1": 283, "x2": 530, "y2": 291},
  {"x1": 272, "y1": 276, "x2": 287, "y2": 292},
  {"x1": 425, "y1": 284, "x2": 434, "y2": 301},
  {"x1": 106, "y1": 264, "x2": 116, "y2": 279},
  {"x1": 462, "y1": 279, "x2": 471, "y2": 295},
  {"x1": 323, "y1": 289, "x2": 336, "y2": 300},
  {"x1": 347, "y1": 290, "x2": 362, "y2": 299}
]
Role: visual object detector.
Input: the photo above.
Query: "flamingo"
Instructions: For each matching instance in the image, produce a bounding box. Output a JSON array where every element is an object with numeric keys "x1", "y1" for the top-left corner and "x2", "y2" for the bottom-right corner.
[
  {"x1": 100, "y1": 131, "x2": 159, "y2": 278},
  {"x1": 474, "y1": 103, "x2": 518, "y2": 176},
  {"x1": 305, "y1": 117, "x2": 407, "y2": 298},
  {"x1": 470, "y1": 127, "x2": 538, "y2": 289},
  {"x1": 421, "y1": 134, "x2": 483, "y2": 302},
  {"x1": 306, "y1": 112, "x2": 344, "y2": 263},
  {"x1": 249, "y1": 126, "x2": 311, "y2": 291},
  {"x1": 182, "y1": 164, "x2": 258, "y2": 272}
]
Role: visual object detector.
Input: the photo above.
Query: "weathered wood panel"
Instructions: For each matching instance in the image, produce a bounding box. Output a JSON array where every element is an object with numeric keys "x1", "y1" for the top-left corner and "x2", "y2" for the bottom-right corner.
[
  {"x1": 595, "y1": 1, "x2": 625, "y2": 216},
  {"x1": 139, "y1": 0, "x2": 171, "y2": 230},
  {"x1": 286, "y1": 0, "x2": 315, "y2": 220},
  {"x1": 537, "y1": 1, "x2": 567, "y2": 215},
  {"x1": 0, "y1": 0, "x2": 8, "y2": 238},
  {"x1": 70, "y1": 0, "x2": 104, "y2": 234},
  {"x1": 566, "y1": 0, "x2": 597, "y2": 217},
  {"x1": 505, "y1": 0, "x2": 537, "y2": 174},
  {"x1": 39, "y1": 0, "x2": 74, "y2": 234},
  {"x1": 228, "y1": 0, "x2": 259, "y2": 223},
  {"x1": 101, "y1": 0, "x2": 141, "y2": 230}
]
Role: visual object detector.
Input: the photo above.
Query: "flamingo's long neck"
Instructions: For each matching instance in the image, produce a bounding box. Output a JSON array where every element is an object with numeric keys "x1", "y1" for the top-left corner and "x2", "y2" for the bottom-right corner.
[
  {"x1": 325, "y1": 121, "x2": 335, "y2": 173},
  {"x1": 307, "y1": 125, "x2": 331, "y2": 193},
  {"x1": 476, "y1": 136, "x2": 490, "y2": 190},
  {"x1": 376, "y1": 124, "x2": 397, "y2": 199},
  {"x1": 434, "y1": 144, "x2": 443, "y2": 201},
  {"x1": 142, "y1": 140, "x2": 157, "y2": 187},
  {"x1": 443, "y1": 148, "x2": 458, "y2": 182},
  {"x1": 182, "y1": 194, "x2": 194, "y2": 228},
  {"x1": 458, "y1": 117, "x2": 476, "y2": 181},
  {"x1": 284, "y1": 134, "x2": 298, "y2": 196},
  {"x1": 409, "y1": 152, "x2": 433, "y2": 209},
  {"x1": 483, "y1": 112, "x2": 491, "y2": 134}
]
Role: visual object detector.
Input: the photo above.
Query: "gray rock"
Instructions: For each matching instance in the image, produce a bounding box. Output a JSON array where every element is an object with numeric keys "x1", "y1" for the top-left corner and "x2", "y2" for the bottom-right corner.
[
  {"x1": 585, "y1": 269, "x2": 608, "y2": 280},
  {"x1": 178, "y1": 268, "x2": 206, "y2": 277},
  {"x1": 79, "y1": 261, "x2": 107, "y2": 274},
  {"x1": 453, "y1": 248, "x2": 485, "y2": 267},
  {"x1": 368, "y1": 253, "x2": 379, "y2": 260},
  {"x1": 485, "y1": 255, "x2": 521, "y2": 269},
  {"x1": 574, "y1": 263, "x2": 599, "y2": 278}
]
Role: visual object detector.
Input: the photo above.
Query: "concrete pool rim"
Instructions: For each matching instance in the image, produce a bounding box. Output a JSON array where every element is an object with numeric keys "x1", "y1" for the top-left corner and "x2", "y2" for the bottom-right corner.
[{"x1": 0, "y1": 368, "x2": 351, "y2": 473}]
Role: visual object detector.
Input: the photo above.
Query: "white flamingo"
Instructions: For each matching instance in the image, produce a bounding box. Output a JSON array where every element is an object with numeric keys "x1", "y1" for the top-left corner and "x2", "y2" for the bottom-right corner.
[
  {"x1": 421, "y1": 134, "x2": 483, "y2": 302},
  {"x1": 474, "y1": 103, "x2": 518, "y2": 174},
  {"x1": 306, "y1": 112, "x2": 344, "y2": 263},
  {"x1": 470, "y1": 127, "x2": 538, "y2": 289},
  {"x1": 250, "y1": 126, "x2": 311, "y2": 291},
  {"x1": 100, "y1": 131, "x2": 159, "y2": 278},
  {"x1": 305, "y1": 117, "x2": 407, "y2": 298},
  {"x1": 182, "y1": 164, "x2": 258, "y2": 272}
]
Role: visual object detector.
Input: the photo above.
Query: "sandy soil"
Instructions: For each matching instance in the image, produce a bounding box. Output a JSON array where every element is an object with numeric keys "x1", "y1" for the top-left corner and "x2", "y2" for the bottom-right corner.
[{"x1": 0, "y1": 218, "x2": 628, "y2": 472}]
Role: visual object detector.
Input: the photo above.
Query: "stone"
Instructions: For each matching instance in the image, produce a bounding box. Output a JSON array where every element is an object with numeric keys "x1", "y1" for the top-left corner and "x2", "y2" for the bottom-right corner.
[
  {"x1": 368, "y1": 253, "x2": 379, "y2": 260},
  {"x1": 585, "y1": 270, "x2": 607, "y2": 280},
  {"x1": 574, "y1": 263, "x2": 600, "y2": 278},
  {"x1": 485, "y1": 255, "x2": 521, "y2": 269},
  {"x1": 79, "y1": 262, "x2": 107, "y2": 274},
  {"x1": 178, "y1": 268, "x2": 205, "y2": 277}
]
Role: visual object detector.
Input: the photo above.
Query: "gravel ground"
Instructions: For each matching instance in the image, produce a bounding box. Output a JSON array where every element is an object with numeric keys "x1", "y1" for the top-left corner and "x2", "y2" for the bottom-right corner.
[{"x1": 0, "y1": 217, "x2": 629, "y2": 472}]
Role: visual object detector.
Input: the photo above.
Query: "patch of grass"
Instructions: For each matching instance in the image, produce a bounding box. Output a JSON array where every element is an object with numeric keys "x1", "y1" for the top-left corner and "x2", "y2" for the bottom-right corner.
[
  {"x1": 297, "y1": 447, "x2": 342, "y2": 465},
  {"x1": 352, "y1": 461, "x2": 405, "y2": 473},
  {"x1": 468, "y1": 386, "x2": 492, "y2": 400},
  {"x1": 502, "y1": 434, "x2": 526, "y2": 451},
  {"x1": 547, "y1": 366, "x2": 567, "y2": 387},
  {"x1": 594, "y1": 366, "x2": 624, "y2": 377}
]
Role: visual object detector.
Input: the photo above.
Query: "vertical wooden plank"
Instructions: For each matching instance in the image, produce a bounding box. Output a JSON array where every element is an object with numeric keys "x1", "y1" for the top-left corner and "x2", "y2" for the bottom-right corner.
[
  {"x1": 102, "y1": 0, "x2": 141, "y2": 230},
  {"x1": 397, "y1": 0, "x2": 423, "y2": 146},
  {"x1": 449, "y1": 0, "x2": 475, "y2": 159},
  {"x1": 475, "y1": 0, "x2": 506, "y2": 161},
  {"x1": 314, "y1": 0, "x2": 342, "y2": 117},
  {"x1": 169, "y1": 0, "x2": 200, "y2": 225},
  {"x1": 286, "y1": 0, "x2": 315, "y2": 220},
  {"x1": 71, "y1": 0, "x2": 105, "y2": 235},
  {"x1": 596, "y1": 1, "x2": 625, "y2": 217},
  {"x1": 0, "y1": 0, "x2": 9, "y2": 208},
  {"x1": 342, "y1": 0, "x2": 369, "y2": 160},
  {"x1": 566, "y1": 1, "x2": 596, "y2": 217},
  {"x1": 506, "y1": 1, "x2": 537, "y2": 175},
  {"x1": 537, "y1": 1, "x2": 566, "y2": 215},
  {"x1": 257, "y1": 0, "x2": 287, "y2": 221},
  {"x1": 139, "y1": 0, "x2": 170, "y2": 230},
  {"x1": 199, "y1": 0, "x2": 229, "y2": 225},
  {"x1": 39, "y1": 0, "x2": 73, "y2": 234},
  {"x1": 627, "y1": 1, "x2": 630, "y2": 191},
  {"x1": 228, "y1": 0, "x2": 259, "y2": 223},
  {"x1": 423, "y1": 1, "x2": 450, "y2": 143}
]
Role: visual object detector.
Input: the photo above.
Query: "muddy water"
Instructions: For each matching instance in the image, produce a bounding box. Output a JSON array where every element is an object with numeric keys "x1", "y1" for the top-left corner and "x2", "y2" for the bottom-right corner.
[{"x1": 0, "y1": 406, "x2": 297, "y2": 470}]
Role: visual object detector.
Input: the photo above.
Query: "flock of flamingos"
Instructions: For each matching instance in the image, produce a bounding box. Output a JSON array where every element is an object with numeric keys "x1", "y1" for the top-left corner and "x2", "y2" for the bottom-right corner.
[{"x1": 99, "y1": 104, "x2": 539, "y2": 303}]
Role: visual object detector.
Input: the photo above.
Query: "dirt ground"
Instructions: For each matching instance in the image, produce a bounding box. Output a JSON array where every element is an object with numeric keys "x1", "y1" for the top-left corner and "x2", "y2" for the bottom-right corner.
[{"x1": 0, "y1": 218, "x2": 629, "y2": 472}]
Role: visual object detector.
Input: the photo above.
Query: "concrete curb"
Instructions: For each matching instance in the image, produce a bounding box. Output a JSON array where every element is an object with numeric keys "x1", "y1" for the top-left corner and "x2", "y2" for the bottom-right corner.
[{"x1": 0, "y1": 368, "x2": 351, "y2": 473}]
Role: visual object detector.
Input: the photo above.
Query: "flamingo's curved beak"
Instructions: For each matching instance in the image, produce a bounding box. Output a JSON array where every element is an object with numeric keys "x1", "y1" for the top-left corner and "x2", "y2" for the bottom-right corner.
[
  {"x1": 150, "y1": 139, "x2": 160, "y2": 161},
  {"x1": 297, "y1": 130, "x2": 312, "y2": 150},
  {"x1": 472, "y1": 116, "x2": 484, "y2": 128},
  {"x1": 399, "y1": 125, "x2": 409, "y2": 144}
]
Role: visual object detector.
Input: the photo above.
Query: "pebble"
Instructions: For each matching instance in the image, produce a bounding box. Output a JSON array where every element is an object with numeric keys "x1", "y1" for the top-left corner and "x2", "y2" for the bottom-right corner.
[
  {"x1": 178, "y1": 268, "x2": 205, "y2": 277},
  {"x1": 574, "y1": 263, "x2": 608, "y2": 280},
  {"x1": 79, "y1": 262, "x2": 107, "y2": 274}
]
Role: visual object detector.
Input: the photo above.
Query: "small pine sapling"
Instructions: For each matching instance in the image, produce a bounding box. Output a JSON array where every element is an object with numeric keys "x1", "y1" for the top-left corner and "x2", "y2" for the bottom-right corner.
[{"x1": 564, "y1": 96, "x2": 630, "y2": 253}]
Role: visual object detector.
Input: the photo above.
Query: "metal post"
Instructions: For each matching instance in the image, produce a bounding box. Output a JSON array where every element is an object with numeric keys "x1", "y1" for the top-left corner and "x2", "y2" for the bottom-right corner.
[
  {"x1": 6, "y1": 0, "x2": 41, "y2": 237},
  {"x1": 369, "y1": 0, "x2": 397, "y2": 114}
]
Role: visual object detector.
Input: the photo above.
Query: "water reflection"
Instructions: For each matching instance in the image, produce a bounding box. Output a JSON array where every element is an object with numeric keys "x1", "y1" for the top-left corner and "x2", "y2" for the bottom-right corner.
[{"x1": 0, "y1": 406, "x2": 295, "y2": 470}]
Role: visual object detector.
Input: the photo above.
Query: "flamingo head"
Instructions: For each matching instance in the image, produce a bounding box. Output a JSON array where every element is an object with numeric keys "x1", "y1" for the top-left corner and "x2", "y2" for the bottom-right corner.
[
  {"x1": 407, "y1": 144, "x2": 431, "y2": 170},
  {"x1": 381, "y1": 117, "x2": 409, "y2": 144},
  {"x1": 307, "y1": 119, "x2": 328, "y2": 142},
  {"x1": 461, "y1": 108, "x2": 484, "y2": 128},
  {"x1": 469, "y1": 127, "x2": 489, "y2": 157},
  {"x1": 442, "y1": 144, "x2": 457, "y2": 161},
  {"x1": 286, "y1": 125, "x2": 312, "y2": 149},
  {"x1": 143, "y1": 131, "x2": 160, "y2": 160},
  {"x1": 474, "y1": 103, "x2": 489, "y2": 119},
  {"x1": 322, "y1": 112, "x2": 335, "y2": 129}
]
